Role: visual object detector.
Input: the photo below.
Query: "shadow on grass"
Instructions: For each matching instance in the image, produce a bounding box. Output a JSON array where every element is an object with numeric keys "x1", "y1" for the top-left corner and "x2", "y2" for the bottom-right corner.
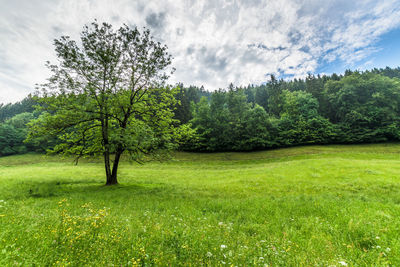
[{"x1": 22, "y1": 179, "x2": 172, "y2": 199}]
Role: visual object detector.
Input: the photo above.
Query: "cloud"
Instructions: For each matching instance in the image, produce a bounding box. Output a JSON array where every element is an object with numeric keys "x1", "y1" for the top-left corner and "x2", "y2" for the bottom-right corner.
[
  {"x1": 1, "y1": 0, "x2": 400, "y2": 103},
  {"x1": 145, "y1": 12, "x2": 166, "y2": 30}
]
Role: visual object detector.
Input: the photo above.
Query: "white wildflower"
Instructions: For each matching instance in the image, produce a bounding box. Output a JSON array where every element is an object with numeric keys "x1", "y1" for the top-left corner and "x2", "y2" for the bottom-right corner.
[
  {"x1": 376, "y1": 245, "x2": 381, "y2": 249},
  {"x1": 338, "y1": 261, "x2": 348, "y2": 266},
  {"x1": 218, "y1": 222, "x2": 224, "y2": 226},
  {"x1": 386, "y1": 247, "x2": 391, "y2": 252},
  {"x1": 220, "y1": 244, "x2": 227, "y2": 249},
  {"x1": 206, "y1": 252, "x2": 213, "y2": 257}
]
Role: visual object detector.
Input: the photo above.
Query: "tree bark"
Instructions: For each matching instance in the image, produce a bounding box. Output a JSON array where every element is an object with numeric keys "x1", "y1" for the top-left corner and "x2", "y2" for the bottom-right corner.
[
  {"x1": 107, "y1": 149, "x2": 122, "y2": 185},
  {"x1": 104, "y1": 151, "x2": 115, "y2": 185},
  {"x1": 101, "y1": 109, "x2": 116, "y2": 185}
]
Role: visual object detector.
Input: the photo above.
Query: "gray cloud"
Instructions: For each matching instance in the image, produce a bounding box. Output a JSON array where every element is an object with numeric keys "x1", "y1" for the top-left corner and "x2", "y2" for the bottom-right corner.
[
  {"x1": 1, "y1": 0, "x2": 400, "y2": 103},
  {"x1": 200, "y1": 48, "x2": 228, "y2": 72},
  {"x1": 145, "y1": 12, "x2": 166, "y2": 29}
]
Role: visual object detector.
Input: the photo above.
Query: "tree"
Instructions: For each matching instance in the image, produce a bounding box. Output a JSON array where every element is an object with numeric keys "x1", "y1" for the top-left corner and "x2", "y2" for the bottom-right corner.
[
  {"x1": 254, "y1": 85, "x2": 268, "y2": 112},
  {"x1": 324, "y1": 72, "x2": 400, "y2": 142},
  {"x1": 0, "y1": 95, "x2": 36, "y2": 122},
  {"x1": 27, "y1": 21, "x2": 176, "y2": 185},
  {"x1": 267, "y1": 75, "x2": 283, "y2": 117},
  {"x1": 189, "y1": 97, "x2": 212, "y2": 151},
  {"x1": 173, "y1": 84, "x2": 192, "y2": 125},
  {"x1": 241, "y1": 104, "x2": 275, "y2": 150},
  {"x1": 305, "y1": 74, "x2": 324, "y2": 108},
  {"x1": 244, "y1": 85, "x2": 255, "y2": 103},
  {"x1": 0, "y1": 112, "x2": 35, "y2": 156},
  {"x1": 226, "y1": 87, "x2": 250, "y2": 149},
  {"x1": 277, "y1": 90, "x2": 336, "y2": 145},
  {"x1": 208, "y1": 91, "x2": 231, "y2": 151},
  {"x1": 0, "y1": 124, "x2": 26, "y2": 156}
]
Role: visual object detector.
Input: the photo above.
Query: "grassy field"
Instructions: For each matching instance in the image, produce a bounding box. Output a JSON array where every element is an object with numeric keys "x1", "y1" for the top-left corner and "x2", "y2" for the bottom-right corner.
[{"x1": 1, "y1": 144, "x2": 400, "y2": 266}]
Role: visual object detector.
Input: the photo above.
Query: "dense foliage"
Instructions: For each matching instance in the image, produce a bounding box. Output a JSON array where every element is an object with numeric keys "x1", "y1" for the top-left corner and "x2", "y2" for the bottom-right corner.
[
  {"x1": 174, "y1": 68, "x2": 400, "y2": 151},
  {"x1": 0, "y1": 95, "x2": 36, "y2": 122},
  {"x1": 1, "y1": 67, "x2": 400, "y2": 155},
  {"x1": 0, "y1": 97, "x2": 44, "y2": 156}
]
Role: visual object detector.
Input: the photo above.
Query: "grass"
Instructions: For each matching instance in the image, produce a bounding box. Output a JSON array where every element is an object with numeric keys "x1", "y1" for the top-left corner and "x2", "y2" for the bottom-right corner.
[{"x1": 0, "y1": 143, "x2": 400, "y2": 266}]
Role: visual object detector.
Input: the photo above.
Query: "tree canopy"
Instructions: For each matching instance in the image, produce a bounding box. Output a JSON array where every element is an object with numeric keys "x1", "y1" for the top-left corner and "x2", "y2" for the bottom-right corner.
[{"x1": 27, "y1": 21, "x2": 177, "y2": 185}]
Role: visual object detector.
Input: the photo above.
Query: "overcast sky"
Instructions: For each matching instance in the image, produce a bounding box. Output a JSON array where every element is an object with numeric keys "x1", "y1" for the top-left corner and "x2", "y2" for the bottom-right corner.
[{"x1": 1, "y1": 0, "x2": 400, "y2": 104}]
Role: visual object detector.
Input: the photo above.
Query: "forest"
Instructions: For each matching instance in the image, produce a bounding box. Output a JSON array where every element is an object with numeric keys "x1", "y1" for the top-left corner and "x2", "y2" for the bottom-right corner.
[{"x1": 1, "y1": 66, "x2": 400, "y2": 156}]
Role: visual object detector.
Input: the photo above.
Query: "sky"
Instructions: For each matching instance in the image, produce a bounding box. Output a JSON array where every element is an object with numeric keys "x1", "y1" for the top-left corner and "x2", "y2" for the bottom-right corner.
[{"x1": 1, "y1": 0, "x2": 400, "y2": 104}]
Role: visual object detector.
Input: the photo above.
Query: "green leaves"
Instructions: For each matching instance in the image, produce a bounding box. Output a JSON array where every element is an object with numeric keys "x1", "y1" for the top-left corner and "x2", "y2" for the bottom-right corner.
[
  {"x1": 324, "y1": 72, "x2": 400, "y2": 142},
  {"x1": 182, "y1": 70, "x2": 400, "y2": 151},
  {"x1": 27, "y1": 21, "x2": 176, "y2": 184}
]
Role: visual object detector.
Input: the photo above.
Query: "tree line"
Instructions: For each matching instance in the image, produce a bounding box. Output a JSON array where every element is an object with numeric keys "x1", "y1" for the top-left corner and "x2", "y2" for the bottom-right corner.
[
  {"x1": 1, "y1": 66, "x2": 400, "y2": 156},
  {"x1": 173, "y1": 67, "x2": 400, "y2": 151}
]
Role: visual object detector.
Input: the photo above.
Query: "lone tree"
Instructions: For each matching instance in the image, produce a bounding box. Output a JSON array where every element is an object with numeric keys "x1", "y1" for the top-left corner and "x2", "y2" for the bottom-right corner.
[{"x1": 27, "y1": 21, "x2": 177, "y2": 185}]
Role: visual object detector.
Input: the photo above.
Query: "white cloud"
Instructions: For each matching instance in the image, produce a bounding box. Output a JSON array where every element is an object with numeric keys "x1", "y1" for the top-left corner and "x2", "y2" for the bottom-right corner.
[{"x1": 1, "y1": 0, "x2": 400, "y2": 103}]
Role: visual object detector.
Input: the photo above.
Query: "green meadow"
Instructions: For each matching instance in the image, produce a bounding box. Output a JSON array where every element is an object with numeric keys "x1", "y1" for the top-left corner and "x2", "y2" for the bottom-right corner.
[{"x1": 1, "y1": 144, "x2": 400, "y2": 266}]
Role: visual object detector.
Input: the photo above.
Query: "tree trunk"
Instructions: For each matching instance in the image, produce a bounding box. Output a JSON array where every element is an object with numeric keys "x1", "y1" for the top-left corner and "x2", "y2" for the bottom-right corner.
[
  {"x1": 101, "y1": 109, "x2": 117, "y2": 185},
  {"x1": 107, "y1": 149, "x2": 122, "y2": 185},
  {"x1": 104, "y1": 150, "x2": 116, "y2": 185},
  {"x1": 106, "y1": 172, "x2": 118, "y2": 185}
]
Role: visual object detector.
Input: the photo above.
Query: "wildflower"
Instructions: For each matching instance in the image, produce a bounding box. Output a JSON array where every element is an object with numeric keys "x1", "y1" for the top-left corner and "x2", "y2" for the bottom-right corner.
[
  {"x1": 376, "y1": 245, "x2": 381, "y2": 249},
  {"x1": 376, "y1": 236, "x2": 380, "y2": 240},
  {"x1": 386, "y1": 247, "x2": 391, "y2": 252},
  {"x1": 206, "y1": 252, "x2": 213, "y2": 257},
  {"x1": 220, "y1": 244, "x2": 227, "y2": 249},
  {"x1": 338, "y1": 261, "x2": 348, "y2": 266},
  {"x1": 218, "y1": 222, "x2": 224, "y2": 226},
  {"x1": 259, "y1": 257, "x2": 264, "y2": 261}
]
